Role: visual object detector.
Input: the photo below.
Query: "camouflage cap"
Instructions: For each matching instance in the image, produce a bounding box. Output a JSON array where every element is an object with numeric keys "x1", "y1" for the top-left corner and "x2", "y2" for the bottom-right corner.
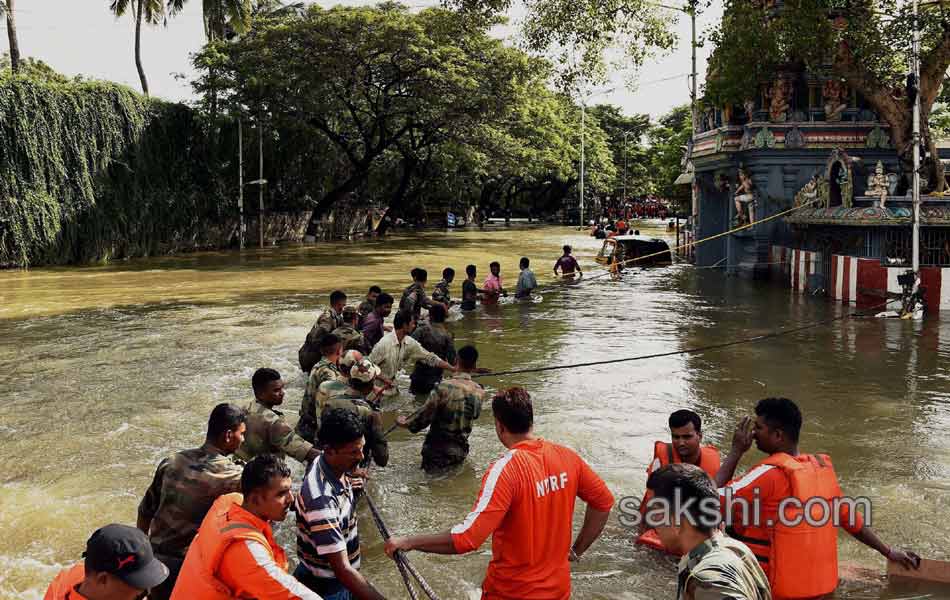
[
  {"x1": 342, "y1": 305, "x2": 359, "y2": 320},
  {"x1": 339, "y1": 350, "x2": 364, "y2": 372},
  {"x1": 349, "y1": 358, "x2": 380, "y2": 383}
]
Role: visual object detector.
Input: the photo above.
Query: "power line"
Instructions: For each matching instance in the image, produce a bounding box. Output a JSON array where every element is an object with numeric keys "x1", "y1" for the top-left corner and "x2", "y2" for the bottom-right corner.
[{"x1": 472, "y1": 299, "x2": 895, "y2": 379}]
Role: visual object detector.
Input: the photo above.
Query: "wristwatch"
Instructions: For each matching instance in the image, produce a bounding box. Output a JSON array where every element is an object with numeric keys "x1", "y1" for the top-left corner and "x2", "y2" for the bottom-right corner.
[{"x1": 569, "y1": 547, "x2": 581, "y2": 562}]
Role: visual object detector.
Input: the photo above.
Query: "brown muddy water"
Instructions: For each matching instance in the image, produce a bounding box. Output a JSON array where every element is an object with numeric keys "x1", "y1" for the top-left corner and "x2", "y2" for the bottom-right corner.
[{"x1": 0, "y1": 224, "x2": 948, "y2": 599}]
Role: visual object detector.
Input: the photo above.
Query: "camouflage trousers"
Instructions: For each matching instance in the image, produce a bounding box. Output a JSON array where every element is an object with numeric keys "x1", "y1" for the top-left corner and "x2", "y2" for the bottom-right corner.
[{"x1": 421, "y1": 441, "x2": 468, "y2": 473}]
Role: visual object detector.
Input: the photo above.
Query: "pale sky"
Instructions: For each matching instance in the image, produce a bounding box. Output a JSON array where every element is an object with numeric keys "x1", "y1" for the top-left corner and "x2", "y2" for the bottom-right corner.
[{"x1": 2, "y1": 0, "x2": 722, "y2": 119}]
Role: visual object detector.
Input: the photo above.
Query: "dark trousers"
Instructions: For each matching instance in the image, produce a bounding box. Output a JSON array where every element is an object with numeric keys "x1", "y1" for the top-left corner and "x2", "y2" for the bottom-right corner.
[{"x1": 294, "y1": 563, "x2": 354, "y2": 600}]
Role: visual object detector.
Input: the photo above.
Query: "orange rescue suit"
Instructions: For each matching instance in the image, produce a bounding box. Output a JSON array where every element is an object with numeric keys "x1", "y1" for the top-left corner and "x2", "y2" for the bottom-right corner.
[
  {"x1": 641, "y1": 441, "x2": 721, "y2": 511},
  {"x1": 43, "y1": 564, "x2": 87, "y2": 600},
  {"x1": 170, "y1": 493, "x2": 289, "y2": 600},
  {"x1": 726, "y1": 453, "x2": 846, "y2": 600},
  {"x1": 637, "y1": 442, "x2": 721, "y2": 554}
]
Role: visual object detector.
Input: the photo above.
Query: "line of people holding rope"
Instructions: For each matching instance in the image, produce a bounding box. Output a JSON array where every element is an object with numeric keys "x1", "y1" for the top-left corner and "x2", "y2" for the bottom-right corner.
[{"x1": 44, "y1": 265, "x2": 923, "y2": 600}]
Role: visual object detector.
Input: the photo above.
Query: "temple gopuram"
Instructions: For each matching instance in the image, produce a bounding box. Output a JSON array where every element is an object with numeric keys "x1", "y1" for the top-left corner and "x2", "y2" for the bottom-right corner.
[{"x1": 689, "y1": 65, "x2": 950, "y2": 310}]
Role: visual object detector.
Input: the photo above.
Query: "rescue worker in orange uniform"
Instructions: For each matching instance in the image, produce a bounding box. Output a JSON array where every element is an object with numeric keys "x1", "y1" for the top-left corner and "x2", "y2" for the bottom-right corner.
[
  {"x1": 44, "y1": 524, "x2": 169, "y2": 600},
  {"x1": 637, "y1": 410, "x2": 721, "y2": 554},
  {"x1": 715, "y1": 398, "x2": 920, "y2": 600},
  {"x1": 170, "y1": 454, "x2": 321, "y2": 600},
  {"x1": 384, "y1": 386, "x2": 615, "y2": 600}
]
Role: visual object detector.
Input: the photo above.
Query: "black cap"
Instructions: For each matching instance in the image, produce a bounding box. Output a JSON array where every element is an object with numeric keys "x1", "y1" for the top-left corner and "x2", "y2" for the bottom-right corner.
[{"x1": 83, "y1": 524, "x2": 169, "y2": 589}]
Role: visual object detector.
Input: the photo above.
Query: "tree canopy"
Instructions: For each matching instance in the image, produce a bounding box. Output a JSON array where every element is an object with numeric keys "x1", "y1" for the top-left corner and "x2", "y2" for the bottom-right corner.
[
  {"x1": 192, "y1": 4, "x2": 619, "y2": 227},
  {"x1": 449, "y1": 0, "x2": 678, "y2": 89}
]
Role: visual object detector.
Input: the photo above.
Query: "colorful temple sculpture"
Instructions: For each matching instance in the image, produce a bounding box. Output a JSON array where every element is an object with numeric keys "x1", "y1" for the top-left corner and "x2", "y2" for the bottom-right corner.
[{"x1": 689, "y1": 69, "x2": 950, "y2": 310}]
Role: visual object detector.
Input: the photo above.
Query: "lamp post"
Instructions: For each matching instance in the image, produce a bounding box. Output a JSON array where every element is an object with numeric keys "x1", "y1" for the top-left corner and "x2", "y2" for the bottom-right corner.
[
  {"x1": 623, "y1": 129, "x2": 634, "y2": 203},
  {"x1": 911, "y1": 0, "x2": 921, "y2": 283},
  {"x1": 238, "y1": 118, "x2": 244, "y2": 250},
  {"x1": 581, "y1": 101, "x2": 585, "y2": 228},
  {"x1": 577, "y1": 84, "x2": 616, "y2": 228},
  {"x1": 644, "y1": 0, "x2": 699, "y2": 224}
]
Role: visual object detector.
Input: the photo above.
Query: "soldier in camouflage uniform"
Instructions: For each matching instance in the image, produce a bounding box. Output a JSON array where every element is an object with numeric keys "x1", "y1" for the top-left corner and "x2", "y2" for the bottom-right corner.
[
  {"x1": 400, "y1": 268, "x2": 437, "y2": 321},
  {"x1": 332, "y1": 306, "x2": 367, "y2": 354},
  {"x1": 317, "y1": 357, "x2": 389, "y2": 467},
  {"x1": 137, "y1": 403, "x2": 248, "y2": 600},
  {"x1": 397, "y1": 345, "x2": 486, "y2": 472},
  {"x1": 409, "y1": 303, "x2": 456, "y2": 399},
  {"x1": 646, "y1": 463, "x2": 771, "y2": 600},
  {"x1": 358, "y1": 285, "x2": 382, "y2": 323},
  {"x1": 297, "y1": 334, "x2": 344, "y2": 444},
  {"x1": 237, "y1": 368, "x2": 320, "y2": 465},
  {"x1": 298, "y1": 290, "x2": 347, "y2": 373},
  {"x1": 431, "y1": 267, "x2": 455, "y2": 307}
]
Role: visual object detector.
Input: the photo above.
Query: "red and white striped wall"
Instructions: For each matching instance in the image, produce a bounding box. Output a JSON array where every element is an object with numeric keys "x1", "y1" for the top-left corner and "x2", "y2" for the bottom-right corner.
[
  {"x1": 771, "y1": 248, "x2": 950, "y2": 311},
  {"x1": 790, "y1": 249, "x2": 820, "y2": 293}
]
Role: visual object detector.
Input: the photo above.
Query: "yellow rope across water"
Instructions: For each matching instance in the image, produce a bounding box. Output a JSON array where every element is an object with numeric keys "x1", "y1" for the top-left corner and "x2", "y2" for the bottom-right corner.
[{"x1": 540, "y1": 198, "x2": 819, "y2": 287}]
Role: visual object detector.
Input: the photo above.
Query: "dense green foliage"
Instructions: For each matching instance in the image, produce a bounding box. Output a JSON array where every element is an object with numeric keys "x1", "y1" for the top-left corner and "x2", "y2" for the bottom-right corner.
[
  {"x1": 193, "y1": 4, "x2": 617, "y2": 226},
  {"x1": 1, "y1": 4, "x2": 690, "y2": 267},
  {"x1": 588, "y1": 104, "x2": 651, "y2": 199},
  {"x1": 0, "y1": 75, "x2": 227, "y2": 267},
  {"x1": 450, "y1": 0, "x2": 677, "y2": 89},
  {"x1": 646, "y1": 105, "x2": 692, "y2": 211}
]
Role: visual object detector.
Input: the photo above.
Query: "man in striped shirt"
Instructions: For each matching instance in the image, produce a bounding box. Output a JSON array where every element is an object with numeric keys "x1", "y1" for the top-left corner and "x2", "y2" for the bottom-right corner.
[
  {"x1": 295, "y1": 408, "x2": 385, "y2": 600},
  {"x1": 384, "y1": 387, "x2": 615, "y2": 600}
]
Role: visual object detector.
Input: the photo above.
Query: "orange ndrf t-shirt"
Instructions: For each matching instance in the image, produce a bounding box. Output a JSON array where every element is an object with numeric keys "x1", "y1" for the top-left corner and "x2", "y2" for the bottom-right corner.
[{"x1": 450, "y1": 438, "x2": 615, "y2": 600}]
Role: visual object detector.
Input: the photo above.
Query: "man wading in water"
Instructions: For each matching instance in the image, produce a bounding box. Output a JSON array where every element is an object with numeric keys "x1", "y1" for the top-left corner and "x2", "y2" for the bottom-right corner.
[
  {"x1": 385, "y1": 387, "x2": 614, "y2": 600},
  {"x1": 554, "y1": 245, "x2": 582, "y2": 280}
]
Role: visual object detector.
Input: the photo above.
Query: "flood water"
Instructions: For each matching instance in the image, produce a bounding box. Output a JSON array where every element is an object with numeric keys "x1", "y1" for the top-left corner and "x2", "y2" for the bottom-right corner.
[{"x1": 1, "y1": 224, "x2": 948, "y2": 599}]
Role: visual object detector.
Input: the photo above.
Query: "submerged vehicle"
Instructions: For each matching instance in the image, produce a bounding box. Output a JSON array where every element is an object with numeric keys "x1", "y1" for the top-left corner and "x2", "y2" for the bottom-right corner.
[{"x1": 595, "y1": 235, "x2": 673, "y2": 268}]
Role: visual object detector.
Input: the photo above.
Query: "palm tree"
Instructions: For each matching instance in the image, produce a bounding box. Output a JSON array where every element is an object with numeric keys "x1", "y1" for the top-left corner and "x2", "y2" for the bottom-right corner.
[
  {"x1": 1, "y1": 0, "x2": 21, "y2": 73},
  {"x1": 109, "y1": 0, "x2": 164, "y2": 96},
  {"x1": 166, "y1": 0, "x2": 251, "y2": 41}
]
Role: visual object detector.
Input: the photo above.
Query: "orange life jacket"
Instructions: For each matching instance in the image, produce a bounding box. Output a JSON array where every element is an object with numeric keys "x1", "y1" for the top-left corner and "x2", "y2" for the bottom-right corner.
[
  {"x1": 636, "y1": 442, "x2": 721, "y2": 555},
  {"x1": 170, "y1": 493, "x2": 288, "y2": 600},
  {"x1": 728, "y1": 453, "x2": 841, "y2": 600},
  {"x1": 641, "y1": 442, "x2": 721, "y2": 513},
  {"x1": 43, "y1": 563, "x2": 87, "y2": 600},
  {"x1": 655, "y1": 441, "x2": 720, "y2": 476}
]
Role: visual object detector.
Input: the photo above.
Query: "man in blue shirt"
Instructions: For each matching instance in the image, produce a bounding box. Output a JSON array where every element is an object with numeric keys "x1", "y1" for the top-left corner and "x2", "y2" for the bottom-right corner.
[{"x1": 515, "y1": 257, "x2": 538, "y2": 298}]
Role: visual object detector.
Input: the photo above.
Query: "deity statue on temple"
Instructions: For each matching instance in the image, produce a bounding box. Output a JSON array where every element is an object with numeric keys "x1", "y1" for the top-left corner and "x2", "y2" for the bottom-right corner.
[
  {"x1": 766, "y1": 76, "x2": 792, "y2": 122},
  {"x1": 743, "y1": 98, "x2": 756, "y2": 121},
  {"x1": 795, "y1": 173, "x2": 821, "y2": 207},
  {"x1": 822, "y1": 79, "x2": 848, "y2": 122},
  {"x1": 734, "y1": 168, "x2": 756, "y2": 225},
  {"x1": 866, "y1": 161, "x2": 890, "y2": 207}
]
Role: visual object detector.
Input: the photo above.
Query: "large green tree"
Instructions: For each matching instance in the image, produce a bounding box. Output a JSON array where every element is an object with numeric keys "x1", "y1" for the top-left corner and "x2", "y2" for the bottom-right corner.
[
  {"x1": 706, "y1": 0, "x2": 950, "y2": 192},
  {"x1": 167, "y1": 0, "x2": 251, "y2": 41},
  {"x1": 647, "y1": 104, "x2": 692, "y2": 211},
  {"x1": 588, "y1": 104, "x2": 651, "y2": 199},
  {"x1": 449, "y1": 0, "x2": 677, "y2": 89},
  {"x1": 195, "y1": 5, "x2": 538, "y2": 220},
  {"x1": 109, "y1": 0, "x2": 165, "y2": 96}
]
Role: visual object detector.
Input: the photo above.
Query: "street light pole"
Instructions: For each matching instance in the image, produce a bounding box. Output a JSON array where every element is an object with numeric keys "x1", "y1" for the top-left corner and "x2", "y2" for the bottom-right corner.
[
  {"x1": 258, "y1": 109, "x2": 264, "y2": 250},
  {"x1": 623, "y1": 130, "x2": 630, "y2": 203},
  {"x1": 580, "y1": 101, "x2": 586, "y2": 228},
  {"x1": 689, "y1": 0, "x2": 698, "y2": 229},
  {"x1": 238, "y1": 118, "x2": 244, "y2": 251},
  {"x1": 911, "y1": 0, "x2": 921, "y2": 282}
]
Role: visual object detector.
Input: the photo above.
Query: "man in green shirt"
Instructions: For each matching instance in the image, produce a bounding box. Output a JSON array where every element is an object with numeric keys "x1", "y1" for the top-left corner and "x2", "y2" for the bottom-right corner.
[{"x1": 237, "y1": 368, "x2": 320, "y2": 465}]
